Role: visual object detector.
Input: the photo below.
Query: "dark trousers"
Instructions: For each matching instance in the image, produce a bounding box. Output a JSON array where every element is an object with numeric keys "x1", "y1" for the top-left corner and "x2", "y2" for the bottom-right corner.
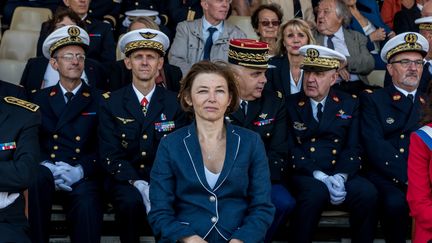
[
  {"x1": 367, "y1": 172, "x2": 410, "y2": 243},
  {"x1": 288, "y1": 175, "x2": 378, "y2": 243},
  {"x1": 265, "y1": 183, "x2": 295, "y2": 243},
  {"x1": 106, "y1": 178, "x2": 148, "y2": 243},
  {"x1": 0, "y1": 194, "x2": 31, "y2": 243},
  {"x1": 29, "y1": 165, "x2": 103, "y2": 243}
]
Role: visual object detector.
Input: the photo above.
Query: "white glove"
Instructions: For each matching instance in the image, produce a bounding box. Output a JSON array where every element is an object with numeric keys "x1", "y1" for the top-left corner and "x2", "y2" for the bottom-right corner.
[
  {"x1": 0, "y1": 192, "x2": 19, "y2": 209},
  {"x1": 54, "y1": 162, "x2": 84, "y2": 188},
  {"x1": 41, "y1": 161, "x2": 57, "y2": 174},
  {"x1": 313, "y1": 171, "x2": 346, "y2": 205},
  {"x1": 133, "y1": 180, "x2": 151, "y2": 214},
  {"x1": 122, "y1": 17, "x2": 132, "y2": 27}
]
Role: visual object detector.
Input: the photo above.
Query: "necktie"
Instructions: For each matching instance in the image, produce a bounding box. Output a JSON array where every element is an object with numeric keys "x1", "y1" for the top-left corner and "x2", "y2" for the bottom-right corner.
[
  {"x1": 240, "y1": 100, "x2": 248, "y2": 116},
  {"x1": 407, "y1": 94, "x2": 414, "y2": 103},
  {"x1": 317, "y1": 103, "x2": 323, "y2": 122},
  {"x1": 141, "y1": 97, "x2": 149, "y2": 116},
  {"x1": 65, "y1": 92, "x2": 74, "y2": 104},
  {"x1": 327, "y1": 35, "x2": 335, "y2": 50},
  {"x1": 203, "y1": 27, "x2": 217, "y2": 60}
]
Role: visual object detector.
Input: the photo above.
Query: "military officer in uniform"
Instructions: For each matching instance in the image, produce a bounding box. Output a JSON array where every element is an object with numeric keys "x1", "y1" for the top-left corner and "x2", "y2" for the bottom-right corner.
[
  {"x1": 0, "y1": 96, "x2": 40, "y2": 243},
  {"x1": 361, "y1": 32, "x2": 429, "y2": 243},
  {"x1": 98, "y1": 28, "x2": 188, "y2": 243},
  {"x1": 36, "y1": 0, "x2": 116, "y2": 69},
  {"x1": 226, "y1": 39, "x2": 295, "y2": 242},
  {"x1": 28, "y1": 25, "x2": 103, "y2": 243},
  {"x1": 287, "y1": 45, "x2": 378, "y2": 243}
]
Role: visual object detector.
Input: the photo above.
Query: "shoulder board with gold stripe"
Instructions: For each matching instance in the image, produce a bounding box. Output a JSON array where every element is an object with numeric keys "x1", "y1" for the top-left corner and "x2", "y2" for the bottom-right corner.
[
  {"x1": 102, "y1": 92, "x2": 111, "y2": 99},
  {"x1": 4, "y1": 96, "x2": 39, "y2": 112}
]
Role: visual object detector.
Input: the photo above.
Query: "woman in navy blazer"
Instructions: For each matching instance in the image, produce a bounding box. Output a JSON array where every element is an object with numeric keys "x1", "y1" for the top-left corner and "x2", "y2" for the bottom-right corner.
[
  {"x1": 148, "y1": 61, "x2": 275, "y2": 243},
  {"x1": 266, "y1": 19, "x2": 315, "y2": 101}
]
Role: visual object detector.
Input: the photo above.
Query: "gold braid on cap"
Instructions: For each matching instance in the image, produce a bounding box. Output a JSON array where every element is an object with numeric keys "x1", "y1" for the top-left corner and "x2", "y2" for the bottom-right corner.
[
  {"x1": 228, "y1": 49, "x2": 269, "y2": 64},
  {"x1": 124, "y1": 40, "x2": 164, "y2": 55},
  {"x1": 386, "y1": 33, "x2": 423, "y2": 60},
  {"x1": 49, "y1": 36, "x2": 83, "y2": 56},
  {"x1": 302, "y1": 56, "x2": 340, "y2": 69},
  {"x1": 419, "y1": 23, "x2": 432, "y2": 30}
]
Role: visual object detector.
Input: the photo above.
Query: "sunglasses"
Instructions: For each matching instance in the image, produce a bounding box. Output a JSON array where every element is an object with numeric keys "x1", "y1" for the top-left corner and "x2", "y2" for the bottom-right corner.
[{"x1": 259, "y1": 20, "x2": 280, "y2": 27}]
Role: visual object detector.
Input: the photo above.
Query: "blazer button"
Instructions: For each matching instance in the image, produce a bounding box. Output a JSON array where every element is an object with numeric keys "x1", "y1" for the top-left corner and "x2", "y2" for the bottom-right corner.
[
  {"x1": 141, "y1": 151, "x2": 147, "y2": 156},
  {"x1": 143, "y1": 134, "x2": 148, "y2": 140},
  {"x1": 311, "y1": 138, "x2": 316, "y2": 142},
  {"x1": 53, "y1": 145, "x2": 58, "y2": 150},
  {"x1": 209, "y1": 196, "x2": 216, "y2": 202},
  {"x1": 140, "y1": 164, "x2": 145, "y2": 169},
  {"x1": 310, "y1": 147, "x2": 315, "y2": 152},
  {"x1": 75, "y1": 136, "x2": 81, "y2": 141},
  {"x1": 332, "y1": 149, "x2": 337, "y2": 155},
  {"x1": 50, "y1": 153, "x2": 56, "y2": 159},
  {"x1": 400, "y1": 134, "x2": 405, "y2": 139},
  {"x1": 53, "y1": 134, "x2": 58, "y2": 139},
  {"x1": 331, "y1": 160, "x2": 336, "y2": 165},
  {"x1": 75, "y1": 148, "x2": 80, "y2": 153},
  {"x1": 211, "y1": 216, "x2": 217, "y2": 223},
  {"x1": 334, "y1": 139, "x2": 339, "y2": 143},
  {"x1": 122, "y1": 134, "x2": 126, "y2": 138},
  {"x1": 399, "y1": 148, "x2": 405, "y2": 153}
]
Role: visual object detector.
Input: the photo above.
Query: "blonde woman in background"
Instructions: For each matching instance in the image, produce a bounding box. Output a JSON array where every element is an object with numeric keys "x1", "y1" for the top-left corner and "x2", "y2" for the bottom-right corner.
[{"x1": 265, "y1": 19, "x2": 315, "y2": 101}]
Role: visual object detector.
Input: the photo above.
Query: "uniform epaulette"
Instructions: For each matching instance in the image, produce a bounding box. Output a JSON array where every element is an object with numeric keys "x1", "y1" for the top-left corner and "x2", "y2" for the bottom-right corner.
[
  {"x1": 276, "y1": 91, "x2": 283, "y2": 99},
  {"x1": 86, "y1": 19, "x2": 92, "y2": 24},
  {"x1": 102, "y1": 92, "x2": 111, "y2": 99},
  {"x1": 4, "y1": 96, "x2": 39, "y2": 112},
  {"x1": 363, "y1": 89, "x2": 373, "y2": 94}
]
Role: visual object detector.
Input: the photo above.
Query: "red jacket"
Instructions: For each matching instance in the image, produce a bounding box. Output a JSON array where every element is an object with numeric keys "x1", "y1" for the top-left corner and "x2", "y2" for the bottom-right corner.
[{"x1": 408, "y1": 124, "x2": 432, "y2": 243}]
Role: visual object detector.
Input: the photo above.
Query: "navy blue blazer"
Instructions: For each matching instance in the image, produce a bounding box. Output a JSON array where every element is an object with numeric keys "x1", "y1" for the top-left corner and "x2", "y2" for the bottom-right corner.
[
  {"x1": 148, "y1": 122, "x2": 274, "y2": 242},
  {"x1": 360, "y1": 85, "x2": 426, "y2": 185},
  {"x1": 227, "y1": 89, "x2": 288, "y2": 182},
  {"x1": 286, "y1": 89, "x2": 361, "y2": 177},
  {"x1": 265, "y1": 55, "x2": 301, "y2": 99},
  {"x1": 20, "y1": 56, "x2": 109, "y2": 94},
  {"x1": 98, "y1": 84, "x2": 188, "y2": 182}
]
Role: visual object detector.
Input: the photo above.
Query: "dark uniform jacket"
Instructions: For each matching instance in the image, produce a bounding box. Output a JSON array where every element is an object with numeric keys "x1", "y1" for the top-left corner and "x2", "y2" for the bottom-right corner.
[
  {"x1": 0, "y1": 80, "x2": 26, "y2": 100},
  {"x1": 20, "y1": 57, "x2": 109, "y2": 94},
  {"x1": 0, "y1": 96, "x2": 40, "y2": 226},
  {"x1": 30, "y1": 82, "x2": 102, "y2": 179},
  {"x1": 286, "y1": 90, "x2": 361, "y2": 177},
  {"x1": 36, "y1": 17, "x2": 116, "y2": 67},
  {"x1": 109, "y1": 60, "x2": 182, "y2": 92},
  {"x1": 265, "y1": 55, "x2": 300, "y2": 102},
  {"x1": 226, "y1": 89, "x2": 288, "y2": 182},
  {"x1": 360, "y1": 84, "x2": 425, "y2": 186},
  {"x1": 166, "y1": 0, "x2": 203, "y2": 31},
  {"x1": 98, "y1": 84, "x2": 188, "y2": 182}
]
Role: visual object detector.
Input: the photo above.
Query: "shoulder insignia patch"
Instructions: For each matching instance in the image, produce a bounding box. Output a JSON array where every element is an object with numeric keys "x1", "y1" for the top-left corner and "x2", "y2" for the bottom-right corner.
[
  {"x1": 364, "y1": 89, "x2": 373, "y2": 94},
  {"x1": 102, "y1": 92, "x2": 111, "y2": 99},
  {"x1": 4, "y1": 96, "x2": 39, "y2": 112}
]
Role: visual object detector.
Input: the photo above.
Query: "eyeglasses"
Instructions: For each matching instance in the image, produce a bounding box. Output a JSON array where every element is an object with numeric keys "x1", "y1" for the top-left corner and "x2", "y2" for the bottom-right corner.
[
  {"x1": 390, "y1": 59, "x2": 424, "y2": 68},
  {"x1": 259, "y1": 20, "x2": 281, "y2": 27},
  {"x1": 54, "y1": 53, "x2": 86, "y2": 62}
]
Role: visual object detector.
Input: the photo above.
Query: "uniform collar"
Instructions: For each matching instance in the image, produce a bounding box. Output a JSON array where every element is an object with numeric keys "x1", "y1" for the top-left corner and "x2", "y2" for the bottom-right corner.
[{"x1": 132, "y1": 83, "x2": 156, "y2": 105}]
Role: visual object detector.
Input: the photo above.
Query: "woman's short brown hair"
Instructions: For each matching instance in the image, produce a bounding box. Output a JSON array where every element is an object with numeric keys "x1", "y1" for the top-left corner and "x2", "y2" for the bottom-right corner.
[
  {"x1": 251, "y1": 3, "x2": 284, "y2": 31},
  {"x1": 179, "y1": 61, "x2": 240, "y2": 115},
  {"x1": 47, "y1": 7, "x2": 84, "y2": 33}
]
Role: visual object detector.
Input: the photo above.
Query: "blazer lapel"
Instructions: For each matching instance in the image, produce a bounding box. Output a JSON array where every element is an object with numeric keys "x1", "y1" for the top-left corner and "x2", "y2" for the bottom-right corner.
[
  {"x1": 48, "y1": 84, "x2": 66, "y2": 119},
  {"x1": 123, "y1": 84, "x2": 145, "y2": 124},
  {"x1": 56, "y1": 83, "x2": 92, "y2": 130},
  {"x1": 319, "y1": 91, "x2": 340, "y2": 131},
  {"x1": 141, "y1": 86, "x2": 164, "y2": 132},
  {"x1": 214, "y1": 123, "x2": 240, "y2": 191},
  {"x1": 280, "y1": 57, "x2": 292, "y2": 96},
  {"x1": 183, "y1": 123, "x2": 212, "y2": 191},
  {"x1": 229, "y1": 108, "x2": 246, "y2": 125}
]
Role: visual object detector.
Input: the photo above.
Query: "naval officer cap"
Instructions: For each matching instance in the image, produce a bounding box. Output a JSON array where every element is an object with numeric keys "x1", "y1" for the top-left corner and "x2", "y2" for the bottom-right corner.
[
  {"x1": 42, "y1": 25, "x2": 89, "y2": 59},
  {"x1": 380, "y1": 32, "x2": 428, "y2": 63},
  {"x1": 118, "y1": 28, "x2": 169, "y2": 57},
  {"x1": 299, "y1": 45, "x2": 346, "y2": 72},
  {"x1": 228, "y1": 39, "x2": 271, "y2": 69},
  {"x1": 415, "y1": 16, "x2": 432, "y2": 31}
]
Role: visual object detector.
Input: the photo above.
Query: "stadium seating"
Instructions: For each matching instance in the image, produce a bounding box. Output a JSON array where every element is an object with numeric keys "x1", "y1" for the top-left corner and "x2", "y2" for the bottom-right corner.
[
  {"x1": 9, "y1": 6, "x2": 52, "y2": 32},
  {"x1": 0, "y1": 30, "x2": 39, "y2": 61},
  {"x1": 226, "y1": 15, "x2": 259, "y2": 39},
  {"x1": 0, "y1": 59, "x2": 27, "y2": 85}
]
